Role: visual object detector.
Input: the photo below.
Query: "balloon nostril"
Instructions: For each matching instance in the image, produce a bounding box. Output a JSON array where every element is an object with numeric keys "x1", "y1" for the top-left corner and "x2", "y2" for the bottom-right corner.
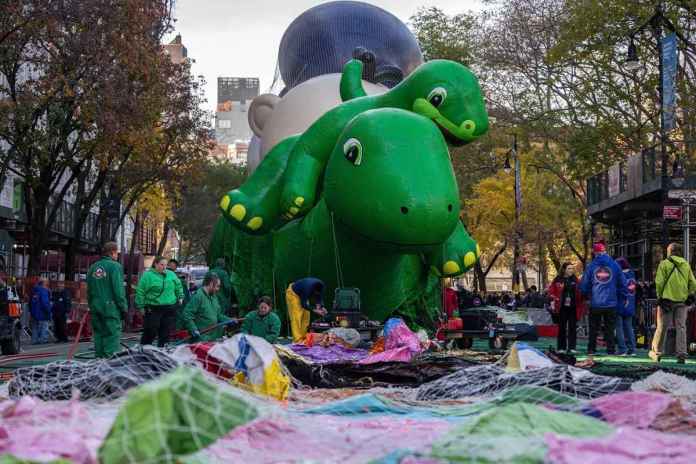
[
  {"x1": 401, "y1": 206, "x2": 409, "y2": 215},
  {"x1": 448, "y1": 204, "x2": 453, "y2": 212}
]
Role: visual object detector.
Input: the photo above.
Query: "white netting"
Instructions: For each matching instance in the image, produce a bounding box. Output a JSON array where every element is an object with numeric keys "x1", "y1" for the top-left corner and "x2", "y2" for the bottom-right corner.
[{"x1": 2, "y1": 336, "x2": 696, "y2": 463}]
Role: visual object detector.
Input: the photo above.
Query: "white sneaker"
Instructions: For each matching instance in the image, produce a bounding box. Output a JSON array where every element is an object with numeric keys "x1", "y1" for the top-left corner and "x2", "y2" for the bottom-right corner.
[
  {"x1": 569, "y1": 350, "x2": 578, "y2": 355},
  {"x1": 557, "y1": 349, "x2": 566, "y2": 354}
]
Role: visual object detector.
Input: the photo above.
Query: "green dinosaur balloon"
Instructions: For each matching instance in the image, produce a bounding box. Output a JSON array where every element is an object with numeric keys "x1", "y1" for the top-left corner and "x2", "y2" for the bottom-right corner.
[
  {"x1": 219, "y1": 59, "x2": 488, "y2": 232},
  {"x1": 209, "y1": 108, "x2": 480, "y2": 324}
]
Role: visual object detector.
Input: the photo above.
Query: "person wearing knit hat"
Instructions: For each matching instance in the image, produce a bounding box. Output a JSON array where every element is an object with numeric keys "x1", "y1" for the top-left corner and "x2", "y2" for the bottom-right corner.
[
  {"x1": 614, "y1": 257, "x2": 637, "y2": 356},
  {"x1": 580, "y1": 242, "x2": 629, "y2": 357}
]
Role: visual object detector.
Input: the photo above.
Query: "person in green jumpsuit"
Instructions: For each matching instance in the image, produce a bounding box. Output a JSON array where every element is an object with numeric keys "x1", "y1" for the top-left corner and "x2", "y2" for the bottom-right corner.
[
  {"x1": 181, "y1": 272, "x2": 234, "y2": 341},
  {"x1": 240, "y1": 295, "x2": 281, "y2": 344},
  {"x1": 87, "y1": 241, "x2": 128, "y2": 358},
  {"x1": 210, "y1": 258, "x2": 232, "y2": 316},
  {"x1": 135, "y1": 256, "x2": 184, "y2": 347}
]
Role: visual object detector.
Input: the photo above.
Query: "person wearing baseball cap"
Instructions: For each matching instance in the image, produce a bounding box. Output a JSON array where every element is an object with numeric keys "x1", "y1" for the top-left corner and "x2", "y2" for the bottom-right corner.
[{"x1": 579, "y1": 242, "x2": 629, "y2": 357}]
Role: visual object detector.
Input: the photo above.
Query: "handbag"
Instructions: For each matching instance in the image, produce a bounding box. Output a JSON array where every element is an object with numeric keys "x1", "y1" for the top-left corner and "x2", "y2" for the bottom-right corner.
[{"x1": 658, "y1": 258, "x2": 683, "y2": 311}]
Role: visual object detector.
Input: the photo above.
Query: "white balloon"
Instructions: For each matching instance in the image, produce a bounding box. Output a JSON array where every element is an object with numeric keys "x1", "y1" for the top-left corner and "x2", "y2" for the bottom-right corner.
[
  {"x1": 246, "y1": 135, "x2": 261, "y2": 172},
  {"x1": 248, "y1": 73, "x2": 387, "y2": 172}
]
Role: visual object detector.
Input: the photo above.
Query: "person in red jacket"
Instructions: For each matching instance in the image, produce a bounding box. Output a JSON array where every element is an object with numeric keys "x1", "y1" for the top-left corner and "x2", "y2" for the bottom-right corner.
[{"x1": 548, "y1": 262, "x2": 585, "y2": 353}]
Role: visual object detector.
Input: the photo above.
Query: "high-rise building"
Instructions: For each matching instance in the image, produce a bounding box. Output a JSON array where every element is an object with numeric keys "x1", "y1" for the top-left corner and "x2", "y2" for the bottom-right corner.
[{"x1": 215, "y1": 77, "x2": 259, "y2": 159}]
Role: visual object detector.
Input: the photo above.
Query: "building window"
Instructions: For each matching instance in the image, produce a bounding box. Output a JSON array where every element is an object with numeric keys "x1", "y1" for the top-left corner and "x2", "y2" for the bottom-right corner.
[{"x1": 218, "y1": 119, "x2": 231, "y2": 129}]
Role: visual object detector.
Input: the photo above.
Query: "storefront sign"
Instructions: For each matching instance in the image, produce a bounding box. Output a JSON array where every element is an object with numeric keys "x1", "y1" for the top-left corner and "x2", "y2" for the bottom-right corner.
[{"x1": 663, "y1": 205, "x2": 682, "y2": 220}]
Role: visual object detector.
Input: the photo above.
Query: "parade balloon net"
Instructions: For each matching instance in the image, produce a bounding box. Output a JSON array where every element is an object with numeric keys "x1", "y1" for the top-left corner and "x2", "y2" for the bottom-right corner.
[{"x1": 3, "y1": 343, "x2": 696, "y2": 463}]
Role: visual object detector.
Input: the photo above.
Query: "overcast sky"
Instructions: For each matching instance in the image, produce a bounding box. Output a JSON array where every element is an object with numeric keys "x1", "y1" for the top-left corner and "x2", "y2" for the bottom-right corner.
[{"x1": 167, "y1": 0, "x2": 484, "y2": 113}]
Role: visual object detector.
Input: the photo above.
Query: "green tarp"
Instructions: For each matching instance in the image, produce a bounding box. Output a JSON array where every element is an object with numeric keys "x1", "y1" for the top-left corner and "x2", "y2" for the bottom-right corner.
[
  {"x1": 430, "y1": 402, "x2": 614, "y2": 463},
  {"x1": 99, "y1": 366, "x2": 258, "y2": 464}
]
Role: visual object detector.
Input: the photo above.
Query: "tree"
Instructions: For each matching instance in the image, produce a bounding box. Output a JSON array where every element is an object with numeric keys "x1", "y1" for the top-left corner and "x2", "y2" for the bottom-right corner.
[
  {"x1": 409, "y1": 7, "x2": 478, "y2": 65},
  {"x1": 465, "y1": 150, "x2": 584, "y2": 289},
  {"x1": 0, "y1": 0, "x2": 180, "y2": 275},
  {"x1": 172, "y1": 161, "x2": 246, "y2": 264}
]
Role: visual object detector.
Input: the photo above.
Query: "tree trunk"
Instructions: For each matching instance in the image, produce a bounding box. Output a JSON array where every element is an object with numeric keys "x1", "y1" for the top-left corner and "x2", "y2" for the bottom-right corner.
[
  {"x1": 65, "y1": 171, "x2": 89, "y2": 280},
  {"x1": 26, "y1": 191, "x2": 49, "y2": 276},
  {"x1": 125, "y1": 212, "x2": 141, "y2": 306},
  {"x1": 474, "y1": 261, "x2": 487, "y2": 293},
  {"x1": 521, "y1": 270, "x2": 529, "y2": 292},
  {"x1": 156, "y1": 221, "x2": 170, "y2": 256}
]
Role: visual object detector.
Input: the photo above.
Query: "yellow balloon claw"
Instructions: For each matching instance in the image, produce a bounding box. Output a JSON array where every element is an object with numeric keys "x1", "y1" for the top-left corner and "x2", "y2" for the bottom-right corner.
[
  {"x1": 230, "y1": 204, "x2": 246, "y2": 222},
  {"x1": 464, "y1": 252, "x2": 477, "y2": 268},
  {"x1": 219, "y1": 195, "x2": 230, "y2": 212},
  {"x1": 247, "y1": 217, "x2": 263, "y2": 230},
  {"x1": 443, "y1": 260, "x2": 461, "y2": 275}
]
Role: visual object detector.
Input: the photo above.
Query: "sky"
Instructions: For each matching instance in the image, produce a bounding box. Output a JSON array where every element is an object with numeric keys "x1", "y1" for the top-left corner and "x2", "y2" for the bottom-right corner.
[{"x1": 167, "y1": 0, "x2": 485, "y2": 113}]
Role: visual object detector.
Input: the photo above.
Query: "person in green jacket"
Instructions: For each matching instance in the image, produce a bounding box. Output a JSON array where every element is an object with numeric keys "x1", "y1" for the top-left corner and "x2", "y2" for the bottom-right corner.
[
  {"x1": 241, "y1": 296, "x2": 281, "y2": 344},
  {"x1": 181, "y1": 272, "x2": 234, "y2": 341},
  {"x1": 87, "y1": 242, "x2": 128, "y2": 358},
  {"x1": 650, "y1": 242, "x2": 696, "y2": 363},
  {"x1": 135, "y1": 256, "x2": 184, "y2": 347},
  {"x1": 211, "y1": 258, "x2": 232, "y2": 316}
]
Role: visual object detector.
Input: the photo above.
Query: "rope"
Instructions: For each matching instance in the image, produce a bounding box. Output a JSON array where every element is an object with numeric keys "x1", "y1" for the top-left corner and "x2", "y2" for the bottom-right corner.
[{"x1": 330, "y1": 211, "x2": 344, "y2": 288}]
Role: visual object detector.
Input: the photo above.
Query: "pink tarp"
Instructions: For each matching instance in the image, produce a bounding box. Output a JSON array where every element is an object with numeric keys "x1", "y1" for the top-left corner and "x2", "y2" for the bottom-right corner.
[
  {"x1": 545, "y1": 427, "x2": 696, "y2": 464},
  {"x1": 590, "y1": 391, "x2": 675, "y2": 428},
  {"x1": 202, "y1": 414, "x2": 451, "y2": 463},
  {"x1": 0, "y1": 396, "x2": 113, "y2": 463}
]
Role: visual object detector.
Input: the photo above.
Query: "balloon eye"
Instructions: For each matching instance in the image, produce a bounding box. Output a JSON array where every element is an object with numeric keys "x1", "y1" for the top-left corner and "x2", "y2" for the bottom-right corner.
[
  {"x1": 427, "y1": 87, "x2": 447, "y2": 108},
  {"x1": 343, "y1": 138, "x2": 362, "y2": 166}
]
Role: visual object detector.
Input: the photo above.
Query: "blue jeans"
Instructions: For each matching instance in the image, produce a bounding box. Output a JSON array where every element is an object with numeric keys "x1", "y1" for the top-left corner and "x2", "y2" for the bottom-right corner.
[
  {"x1": 615, "y1": 314, "x2": 636, "y2": 354},
  {"x1": 31, "y1": 319, "x2": 50, "y2": 344}
]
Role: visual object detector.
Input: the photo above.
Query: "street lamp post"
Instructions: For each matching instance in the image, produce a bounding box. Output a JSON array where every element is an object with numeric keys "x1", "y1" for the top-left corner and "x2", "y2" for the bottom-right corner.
[
  {"x1": 625, "y1": 1, "x2": 694, "y2": 256},
  {"x1": 504, "y1": 134, "x2": 522, "y2": 292}
]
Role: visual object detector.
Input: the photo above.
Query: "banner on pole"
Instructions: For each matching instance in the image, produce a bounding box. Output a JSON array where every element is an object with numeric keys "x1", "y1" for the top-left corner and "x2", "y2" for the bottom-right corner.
[{"x1": 661, "y1": 33, "x2": 678, "y2": 131}]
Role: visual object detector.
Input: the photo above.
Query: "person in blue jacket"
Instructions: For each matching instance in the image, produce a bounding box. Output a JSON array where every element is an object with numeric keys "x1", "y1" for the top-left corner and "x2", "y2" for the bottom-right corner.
[
  {"x1": 614, "y1": 257, "x2": 637, "y2": 356},
  {"x1": 579, "y1": 243, "x2": 628, "y2": 356},
  {"x1": 30, "y1": 277, "x2": 52, "y2": 344}
]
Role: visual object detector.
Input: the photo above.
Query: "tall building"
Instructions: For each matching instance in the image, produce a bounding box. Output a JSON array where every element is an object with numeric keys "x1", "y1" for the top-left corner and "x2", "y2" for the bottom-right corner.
[
  {"x1": 215, "y1": 77, "x2": 259, "y2": 165},
  {"x1": 162, "y1": 34, "x2": 188, "y2": 64}
]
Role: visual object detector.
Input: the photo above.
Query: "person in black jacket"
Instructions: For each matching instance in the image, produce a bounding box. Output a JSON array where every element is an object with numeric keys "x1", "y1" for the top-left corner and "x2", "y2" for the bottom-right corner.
[{"x1": 51, "y1": 281, "x2": 71, "y2": 343}]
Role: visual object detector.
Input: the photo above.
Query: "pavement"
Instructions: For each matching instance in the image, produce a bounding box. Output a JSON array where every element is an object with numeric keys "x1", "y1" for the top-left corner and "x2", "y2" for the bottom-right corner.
[{"x1": 0, "y1": 332, "x2": 141, "y2": 372}]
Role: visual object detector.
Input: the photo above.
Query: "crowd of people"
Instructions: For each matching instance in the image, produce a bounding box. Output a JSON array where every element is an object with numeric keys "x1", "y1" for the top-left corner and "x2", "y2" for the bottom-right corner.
[
  {"x1": 450, "y1": 242, "x2": 693, "y2": 363},
  {"x1": 546, "y1": 241, "x2": 695, "y2": 364}
]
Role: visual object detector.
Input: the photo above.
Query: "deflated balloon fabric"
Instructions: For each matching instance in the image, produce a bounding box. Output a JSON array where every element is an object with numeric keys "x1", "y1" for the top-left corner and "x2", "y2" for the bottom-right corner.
[
  {"x1": 545, "y1": 427, "x2": 696, "y2": 464},
  {"x1": 0, "y1": 396, "x2": 113, "y2": 464},
  {"x1": 429, "y1": 402, "x2": 614, "y2": 463},
  {"x1": 98, "y1": 366, "x2": 258, "y2": 464},
  {"x1": 589, "y1": 391, "x2": 675, "y2": 428},
  {"x1": 289, "y1": 343, "x2": 369, "y2": 364},
  {"x1": 358, "y1": 319, "x2": 422, "y2": 364},
  {"x1": 301, "y1": 393, "x2": 482, "y2": 420},
  {"x1": 189, "y1": 414, "x2": 451, "y2": 464}
]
